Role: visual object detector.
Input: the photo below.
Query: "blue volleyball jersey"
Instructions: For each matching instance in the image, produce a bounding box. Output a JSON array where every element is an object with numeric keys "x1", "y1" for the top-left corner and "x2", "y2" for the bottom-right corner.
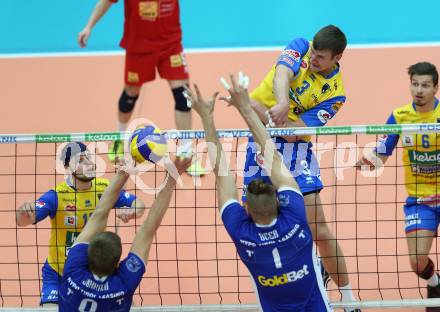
[
  {"x1": 59, "y1": 243, "x2": 145, "y2": 312},
  {"x1": 221, "y1": 187, "x2": 331, "y2": 311}
]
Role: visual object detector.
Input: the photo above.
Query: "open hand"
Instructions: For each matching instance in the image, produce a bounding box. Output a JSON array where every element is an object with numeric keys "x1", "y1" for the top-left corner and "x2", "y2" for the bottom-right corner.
[{"x1": 183, "y1": 84, "x2": 218, "y2": 118}]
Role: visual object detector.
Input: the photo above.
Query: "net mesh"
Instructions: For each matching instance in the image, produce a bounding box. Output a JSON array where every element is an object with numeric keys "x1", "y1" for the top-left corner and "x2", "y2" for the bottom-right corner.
[{"x1": 0, "y1": 123, "x2": 439, "y2": 310}]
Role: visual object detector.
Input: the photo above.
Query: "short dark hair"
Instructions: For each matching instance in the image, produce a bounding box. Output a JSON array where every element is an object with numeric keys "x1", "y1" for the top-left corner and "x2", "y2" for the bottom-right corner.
[
  {"x1": 408, "y1": 62, "x2": 438, "y2": 86},
  {"x1": 246, "y1": 179, "x2": 277, "y2": 218},
  {"x1": 88, "y1": 232, "x2": 122, "y2": 276},
  {"x1": 313, "y1": 25, "x2": 347, "y2": 56},
  {"x1": 60, "y1": 142, "x2": 88, "y2": 167}
]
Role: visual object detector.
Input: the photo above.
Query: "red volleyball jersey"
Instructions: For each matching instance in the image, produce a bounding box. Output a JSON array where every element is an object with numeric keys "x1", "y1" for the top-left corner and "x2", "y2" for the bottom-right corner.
[{"x1": 110, "y1": 0, "x2": 182, "y2": 53}]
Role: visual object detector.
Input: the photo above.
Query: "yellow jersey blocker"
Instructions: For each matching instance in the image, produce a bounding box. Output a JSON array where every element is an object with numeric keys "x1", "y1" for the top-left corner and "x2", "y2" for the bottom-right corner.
[
  {"x1": 35, "y1": 178, "x2": 136, "y2": 304},
  {"x1": 377, "y1": 99, "x2": 440, "y2": 233}
]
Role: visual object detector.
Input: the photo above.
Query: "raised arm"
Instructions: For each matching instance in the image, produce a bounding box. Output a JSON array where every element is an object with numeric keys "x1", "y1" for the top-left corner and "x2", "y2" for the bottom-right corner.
[
  {"x1": 130, "y1": 157, "x2": 192, "y2": 263},
  {"x1": 184, "y1": 85, "x2": 239, "y2": 210},
  {"x1": 75, "y1": 167, "x2": 129, "y2": 244},
  {"x1": 222, "y1": 74, "x2": 299, "y2": 190},
  {"x1": 78, "y1": 0, "x2": 113, "y2": 48},
  {"x1": 270, "y1": 64, "x2": 294, "y2": 125},
  {"x1": 269, "y1": 38, "x2": 310, "y2": 126}
]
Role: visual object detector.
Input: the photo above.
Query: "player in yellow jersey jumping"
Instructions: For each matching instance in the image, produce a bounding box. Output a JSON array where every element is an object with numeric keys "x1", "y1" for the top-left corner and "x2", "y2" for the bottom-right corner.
[
  {"x1": 357, "y1": 62, "x2": 440, "y2": 311},
  {"x1": 243, "y1": 25, "x2": 359, "y2": 310},
  {"x1": 15, "y1": 142, "x2": 145, "y2": 307}
]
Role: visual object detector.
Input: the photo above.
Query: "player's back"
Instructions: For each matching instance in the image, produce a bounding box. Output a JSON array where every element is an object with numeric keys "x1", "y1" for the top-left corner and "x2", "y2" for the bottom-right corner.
[
  {"x1": 221, "y1": 188, "x2": 331, "y2": 311},
  {"x1": 60, "y1": 274, "x2": 133, "y2": 312},
  {"x1": 59, "y1": 243, "x2": 145, "y2": 312}
]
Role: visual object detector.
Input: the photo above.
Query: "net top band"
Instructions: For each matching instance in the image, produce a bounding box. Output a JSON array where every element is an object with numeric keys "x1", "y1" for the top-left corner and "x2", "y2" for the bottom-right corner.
[{"x1": 0, "y1": 123, "x2": 439, "y2": 143}]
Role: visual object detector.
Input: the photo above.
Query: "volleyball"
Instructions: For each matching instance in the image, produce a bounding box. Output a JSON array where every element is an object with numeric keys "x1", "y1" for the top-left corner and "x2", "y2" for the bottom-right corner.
[{"x1": 129, "y1": 125, "x2": 167, "y2": 163}]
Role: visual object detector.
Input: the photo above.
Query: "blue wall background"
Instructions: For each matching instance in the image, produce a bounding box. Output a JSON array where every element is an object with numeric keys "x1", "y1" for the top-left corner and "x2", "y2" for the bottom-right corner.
[{"x1": 1, "y1": 0, "x2": 439, "y2": 54}]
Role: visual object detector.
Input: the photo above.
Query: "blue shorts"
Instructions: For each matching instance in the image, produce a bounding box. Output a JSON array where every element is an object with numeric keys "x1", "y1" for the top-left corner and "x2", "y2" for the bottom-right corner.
[
  {"x1": 242, "y1": 137, "x2": 323, "y2": 202},
  {"x1": 404, "y1": 197, "x2": 440, "y2": 233},
  {"x1": 40, "y1": 261, "x2": 61, "y2": 305}
]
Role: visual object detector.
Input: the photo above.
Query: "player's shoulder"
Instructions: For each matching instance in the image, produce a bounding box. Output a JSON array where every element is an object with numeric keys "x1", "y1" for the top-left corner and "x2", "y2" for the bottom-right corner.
[
  {"x1": 55, "y1": 181, "x2": 73, "y2": 193},
  {"x1": 392, "y1": 102, "x2": 413, "y2": 121},
  {"x1": 277, "y1": 186, "x2": 303, "y2": 202},
  {"x1": 282, "y1": 38, "x2": 311, "y2": 59},
  {"x1": 94, "y1": 178, "x2": 110, "y2": 190}
]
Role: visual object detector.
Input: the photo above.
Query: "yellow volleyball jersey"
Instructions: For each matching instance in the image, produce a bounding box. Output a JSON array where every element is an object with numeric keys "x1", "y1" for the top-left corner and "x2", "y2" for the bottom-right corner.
[
  {"x1": 379, "y1": 99, "x2": 440, "y2": 197},
  {"x1": 47, "y1": 178, "x2": 110, "y2": 274},
  {"x1": 250, "y1": 38, "x2": 346, "y2": 141}
]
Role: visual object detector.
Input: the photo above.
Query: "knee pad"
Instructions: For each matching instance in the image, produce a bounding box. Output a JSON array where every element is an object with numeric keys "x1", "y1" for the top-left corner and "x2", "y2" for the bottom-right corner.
[
  {"x1": 172, "y1": 86, "x2": 191, "y2": 112},
  {"x1": 118, "y1": 90, "x2": 139, "y2": 113},
  {"x1": 418, "y1": 257, "x2": 434, "y2": 280}
]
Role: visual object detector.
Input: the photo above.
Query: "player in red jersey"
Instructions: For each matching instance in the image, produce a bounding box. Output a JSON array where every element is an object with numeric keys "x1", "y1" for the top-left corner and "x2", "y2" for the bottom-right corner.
[{"x1": 78, "y1": 0, "x2": 206, "y2": 175}]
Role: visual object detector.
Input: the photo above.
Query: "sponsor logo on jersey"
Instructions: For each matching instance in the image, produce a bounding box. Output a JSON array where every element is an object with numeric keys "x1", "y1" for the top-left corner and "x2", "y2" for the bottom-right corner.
[
  {"x1": 278, "y1": 56, "x2": 294, "y2": 66},
  {"x1": 126, "y1": 255, "x2": 143, "y2": 273},
  {"x1": 35, "y1": 200, "x2": 46, "y2": 208},
  {"x1": 396, "y1": 110, "x2": 410, "y2": 115},
  {"x1": 409, "y1": 150, "x2": 440, "y2": 165},
  {"x1": 281, "y1": 49, "x2": 301, "y2": 62},
  {"x1": 321, "y1": 83, "x2": 331, "y2": 94},
  {"x1": 378, "y1": 134, "x2": 388, "y2": 143},
  {"x1": 258, "y1": 264, "x2": 310, "y2": 287},
  {"x1": 402, "y1": 135, "x2": 414, "y2": 147},
  {"x1": 65, "y1": 204, "x2": 76, "y2": 211},
  {"x1": 278, "y1": 193, "x2": 290, "y2": 206},
  {"x1": 127, "y1": 72, "x2": 139, "y2": 83},
  {"x1": 293, "y1": 106, "x2": 302, "y2": 115},
  {"x1": 331, "y1": 102, "x2": 343, "y2": 113},
  {"x1": 405, "y1": 213, "x2": 422, "y2": 227},
  {"x1": 170, "y1": 54, "x2": 183, "y2": 67},
  {"x1": 64, "y1": 216, "x2": 77, "y2": 226},
  {"x1": 317, "y1": 110, "x2": 332, "y2": 123},
  {"x1": 255, "y1": 152, "x2": 265, "y2": 168},
  {"x1": 289, "y1": 88, "x2": 302, "y2": 106},
  {"x1": 139, "y1": 1, "x2": 158, "y2": 20},
  {"x1": 300, "y1": 59, "x2": 308, "y2": 69}
]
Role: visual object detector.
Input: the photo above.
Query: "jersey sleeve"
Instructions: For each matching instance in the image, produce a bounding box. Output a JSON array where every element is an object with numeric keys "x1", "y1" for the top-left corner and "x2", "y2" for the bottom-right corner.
[
  {"x1": 277, "y1": 187, "x2": 307, "y2": 222},
  {"x1": 300, "y1": 96, "x2": 346, "y2": 126},
  {"x1": 276, "y1": 38, "x2": 310, "y2": 76},
  {"x1": 118, "y1": 253, "x2": 146, "y2": 293},
  {"x1": 63, "y1": 243, "x2": 89, "y2": 276},
  {"x1": 114, "y1": 190, "x2": 136, "y2": 208},
  {"x1": 376, "y1": 113, "x2": 400, "y2": 156},
  {"x1": 220, "y1": 200, "x2": 249, "y2": 240},
  {"x1": 34, "y1": 190, "x2": 58, "y2": 223}
]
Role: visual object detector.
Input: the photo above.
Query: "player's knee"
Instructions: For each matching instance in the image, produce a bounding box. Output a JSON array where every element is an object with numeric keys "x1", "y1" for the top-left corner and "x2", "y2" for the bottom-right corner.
[
  {"x1": 119, "y1": 90, "x2": 139, "y2": 113},
  {"x1": 410, "y1": 254, "x2": 431, "y2": 274},
  {"x1": 172, "y1": 86, "x2": 191, "y2": 112},
  {"x1": 413, "y1": 256, "x2": 434, "y2": 279}
]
